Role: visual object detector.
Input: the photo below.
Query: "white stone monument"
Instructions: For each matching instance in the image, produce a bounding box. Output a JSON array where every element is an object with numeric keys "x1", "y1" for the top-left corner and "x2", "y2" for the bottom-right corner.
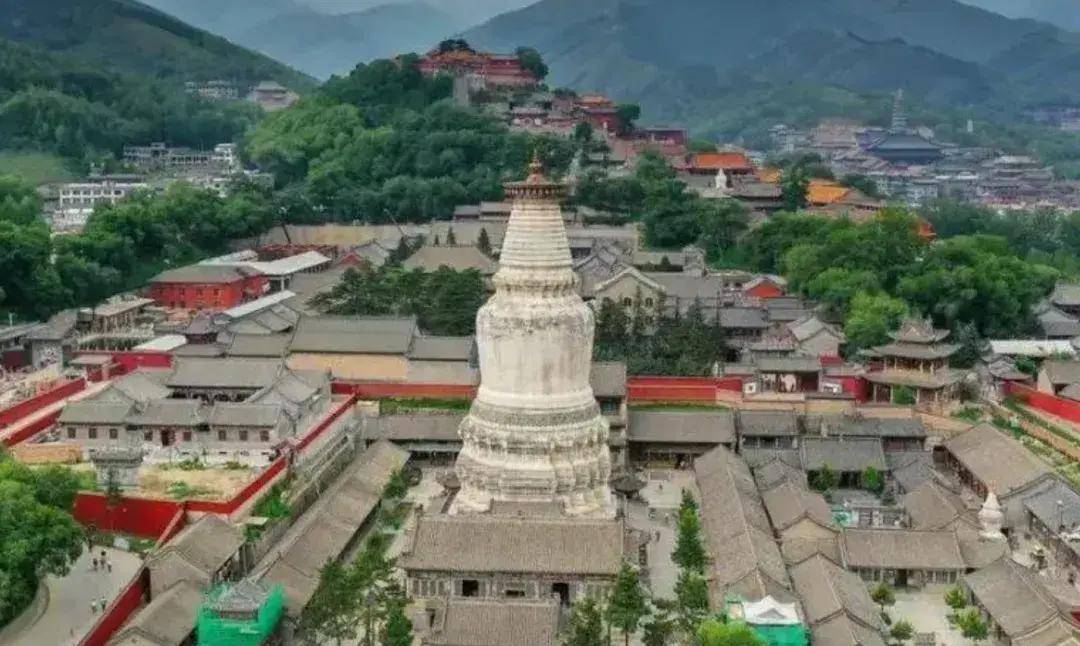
[{"x1": 452, "y1": 157, "x2": 615, "y2": 518}]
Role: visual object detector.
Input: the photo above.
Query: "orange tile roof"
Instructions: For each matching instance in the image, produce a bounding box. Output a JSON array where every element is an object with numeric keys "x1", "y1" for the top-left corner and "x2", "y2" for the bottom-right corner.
[
  {"x1": 690, "y1": 152, "x2": 754, "y2": 171},
  {"x1": 808, "y1": 180, "x2": 852, "y2": 205}
]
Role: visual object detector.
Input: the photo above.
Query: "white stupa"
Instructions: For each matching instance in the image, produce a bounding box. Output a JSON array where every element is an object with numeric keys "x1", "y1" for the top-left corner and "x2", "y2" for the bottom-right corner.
[
  {"x1": 451, "y1": 156, "x2": 615, "y2": 518},
  {"x1": 979, "y1": 490, "x2": 1006, "y2": 541}
]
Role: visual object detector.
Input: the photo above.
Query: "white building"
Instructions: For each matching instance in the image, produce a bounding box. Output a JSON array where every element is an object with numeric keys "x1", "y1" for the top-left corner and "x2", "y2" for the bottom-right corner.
[{"x1": 51, "y1": 177, "x2": 148, "y2": 230}]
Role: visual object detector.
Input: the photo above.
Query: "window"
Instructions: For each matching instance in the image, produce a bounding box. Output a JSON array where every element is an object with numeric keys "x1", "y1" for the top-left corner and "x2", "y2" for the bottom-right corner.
[
  {"x1": 622, "y1": 297, "x2": 633, "y2": 307},
  {"x1": 504, "y1": 589, "x2": 526, "y2": 598},
  {"x1": 88, "y1": 428, "x2": 98, "y2": 439},
  {"x1": 67, "y1": 428, "x2": 77, "y2": 439},
  {"x1": 239, "y1": 430, "x2": 249, "y2": 442},
  {"x1": 183, "y1": 431, "x2": 192, "y2": 442},
  {"x1": 645, "y1": 298, "x2": 654, "y2": 307},
  {"x1": 599, "y1": 399, "x2": 620, "y2": 415},
  {"x1": 260, "y1": 431, "x2": 270, "y2": 443},
  {"x1": 109, "y1": 428, "x2": 118, "y2": 440},
  {"x1": 144, "y1": 431, "x2": 152, "y2": 442},
  {"x1": 461, "y1": 580, "x2": 480, "y2": 597},
  {"x1": 218, "y1": 430, "x2": 227, "y2": 441}
]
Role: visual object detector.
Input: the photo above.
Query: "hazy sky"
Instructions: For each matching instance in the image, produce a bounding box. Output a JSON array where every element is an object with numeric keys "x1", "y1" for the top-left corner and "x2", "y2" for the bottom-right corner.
[{"x1": 297, "y1": 0, "x2": 532, "y2": 22}]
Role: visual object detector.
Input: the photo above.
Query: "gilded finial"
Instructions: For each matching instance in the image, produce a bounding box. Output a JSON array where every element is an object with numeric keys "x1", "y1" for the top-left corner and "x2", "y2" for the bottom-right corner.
[{"x1": 525, "y1": 152, "x2": 547, "y2": 183}]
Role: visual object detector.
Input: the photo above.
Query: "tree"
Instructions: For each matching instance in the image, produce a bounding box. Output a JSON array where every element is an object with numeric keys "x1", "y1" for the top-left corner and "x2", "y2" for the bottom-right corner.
[
  {"x1": 841, "y1": 173, "x2": 882, "y2": 199},
  {"x1": 810, "y1": 465, "x2": 837, "y2": 493},
  {"x1": 674, "y1": 571, "x2": 710, "y2": 634},
  {"x1": 861, "y1": 466, "x2": 884, "y2": 494},
  {"x1": 299, "y1": 560, "x2": 360, "y2": 645},
  {"x1": 477, "y1": 227, "x2": 492, "y2": 256},
  {"x1": 445, "y1": 227, "x2": 457, "y2": 245},
  {"x1": 698, "y1": 619, "x2": 766, "y2": 646},
  {"x1": 871, "y1": 582, "x2": 896, "y2": 613},
  {"x1": 780, "y1": 165, "x2": 809, "y2": 212},
  {"x1": 680, "y1": 488, "x2": 698, "y2": 514},
  {"x1": 890, "y1": 619, "x2": 915, "y2": 644},
  {"x1": 957, "y1": 609, "x2": 989, "y2": 643},
  {"x1": 844, "y1": 292, "x2": 909, "y2": 355},
  {"x1": 607, "y1": 563, "x2": 650, "y2": 646},
  {"x1": 672, "y1": 507, "x2": 708, "y2": 574},
  {"x1": 944, "y1": 586, "x2": 968, "y2": 612},
  {"x1": 380, "y1": 597, "x2": 413, "y2": 646},
  {"x1": 564, "y1": 597, "x2": 605, "y2": 646},
  {"x1": 515, "y1": 47, "x2": 549, "y2": 79},
  {"x1": 573, "y1": 121, "x2": 594, "y2": 145},
  {"x1": 641, "y1": 606, "x2": 676, "y2": 646},
  {"x1": 892, "y1": 386, "x2": 917, "y2": 406},
  {"x1": 616, "y1": 104, "x2": 641, "y2": 134}
]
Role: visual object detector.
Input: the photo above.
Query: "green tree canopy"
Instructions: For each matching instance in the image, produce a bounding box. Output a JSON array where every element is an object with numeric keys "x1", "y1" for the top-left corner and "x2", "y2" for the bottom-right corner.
[
  {"x1": 607, "y1": 563, "x2": 650, "y2": 646},
  {"x1": 698, "y1": 620, "x2": 766, "y2": 646}
]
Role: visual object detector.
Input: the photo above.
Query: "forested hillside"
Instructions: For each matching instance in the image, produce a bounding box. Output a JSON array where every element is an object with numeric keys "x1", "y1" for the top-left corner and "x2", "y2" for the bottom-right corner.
[
  {"x1": 0, "y1": 0, "x2": 312, "y2": 89},
  {"x1": 464, "y1": 0, "x2": 1080, "y2": 141},
  {"x1": 0, "y1": 38, "x2": 262, "y2": 168}
]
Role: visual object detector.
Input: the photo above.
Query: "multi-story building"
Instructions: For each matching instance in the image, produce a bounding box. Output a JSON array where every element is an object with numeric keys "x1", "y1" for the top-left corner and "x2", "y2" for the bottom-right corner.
[
  {"x1": 865, "y1": 318, "x2": 962, "y2": 409},
  {"x1": 246, "y1": 81, "x2": 299, "y2": 112},
  {"x1": 185, "y1": 80, "x2": 240, "y2": 101},
  {"x1": 51, "y1": 176, "x2": 147, "y2": 230},
  {"x1": 417, "y1": 47, "x2": 538, "y2": 88}
]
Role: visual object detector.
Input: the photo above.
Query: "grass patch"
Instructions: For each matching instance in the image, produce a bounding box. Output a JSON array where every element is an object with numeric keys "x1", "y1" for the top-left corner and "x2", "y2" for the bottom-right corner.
[
  {"x1": 381, "y1": 398, "x2": 471, "y2": 414},
  {"x1": 952, "y1": 405, "x2": 984, "y2": 423},
  {"x1": 629, "y1": 403, "x2": 729, "y2": 412},
  {"x1": 166, "y1": 481, "x2": 212, "y2": 499},
  {"x1": 1003, "y1": 398, "x2": 1080, "y2": 446},
  {"x1": 0, "y1": 151, "x2": 79, "y2": 184},
  {"x1": 252, "y1": 478, "x2": 292, "y2": 521}
]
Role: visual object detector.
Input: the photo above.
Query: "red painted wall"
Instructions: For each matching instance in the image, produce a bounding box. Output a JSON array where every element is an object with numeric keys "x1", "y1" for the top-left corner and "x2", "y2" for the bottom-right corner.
[
  {"x1": 627, "y1": 376, "x2": 743, "y2": 402},
  {"x1": 1, "y1": 348, "x2": 27, "y2": 370},
  {"x1": 0, "y1": 377, "x2": 85, "y2": 428},
  {"x1": 148, "y1": 275, "x2": 267, "y2": 311},
  {"x1": 835, "y1": 376, "x2": 870, "y2": 403},
  {"x1": 79, "y1": 568, "x2": 149, "y2": 646},
  {"x1": 1, "y1": 408, "x2": 63, "y2": 447},
  {"x1": 1008, "y1": 382, "x2": 1080, "y2": 425},
  {"x1": 73, "y1": 493, "x2": 184, "y2": 539},
  {"x1": 332, "y1": 381, "x2": 477, "y2": 400}
]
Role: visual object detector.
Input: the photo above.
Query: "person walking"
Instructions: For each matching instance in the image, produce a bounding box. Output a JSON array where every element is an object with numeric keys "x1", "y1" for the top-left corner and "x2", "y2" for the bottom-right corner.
[
  {"x1": 92, "y1": 557, "x2": 98, "y2": 571},
  {"x1": 90, "y1": 599, "x2": 98, "y2": 614},
  {"x1": 106, "y1": 559, "x2": 112, "y2": 573}
]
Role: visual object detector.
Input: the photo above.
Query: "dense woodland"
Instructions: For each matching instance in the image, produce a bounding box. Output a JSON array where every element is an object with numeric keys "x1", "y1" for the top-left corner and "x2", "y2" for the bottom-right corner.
[{"x1": 0, "y1": 451, "x2": 86, "y2": 626}]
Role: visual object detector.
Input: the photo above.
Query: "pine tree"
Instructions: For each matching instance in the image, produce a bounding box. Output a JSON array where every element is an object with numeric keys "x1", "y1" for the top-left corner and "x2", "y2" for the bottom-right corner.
[
  {"x1": 380, "y1": 599, "x2": 413, "y2": 646},
  {"x1": 607, "y1": 563, "x2": 650, "y2": 646},
  {"x1": 298, "y1": 560, "x2": 360, "y2": 646},
  {"x1": 446, "y1": 226, "x2": 457, "y2": 245},
  {"x1": 564, "y1": 597, "x2": 605, "y2": 646},
  {"x1": 477, "y1": 227, "x2": 492, "y2": 255},
  {"x1": 674, "y1": 571, "x2": 710, "y2": 634},
  {"x1": 672, "y1": 507, "x2": 707, "y2": 574}
]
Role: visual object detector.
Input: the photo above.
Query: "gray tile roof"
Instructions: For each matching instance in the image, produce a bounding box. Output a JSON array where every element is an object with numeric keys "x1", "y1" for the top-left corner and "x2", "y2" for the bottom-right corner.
[
  {"x1": 226, "y1": 334, "x2": 290, "y2": 357},
  {"x1": 872, "y1": 341, "x2": 959, "y2": 360},
  {"x1": 628, "y1": 410, "x2": 736, "y2": 445},
  {"x1": 800, "y1": 437, "x2": 886, "y2": 473},
  {"x1": 840, "y1": 529, "x2": 966, "y2": 570},
  {"x1": 151, "y1": 265, "x2": 258, "y2": 284},
  {"x1": 150, "y1": 515, "x2": 242, "y2": 577},
  {"x1": 126, "y1": 400, "x2": 206, "y2": 427},
  {"x1": 964, "y1": 558, "x2": 1077, "y2": 642},
  {"x1": 1022, "y1": 478, "x2": 1080, "y2": 534},
  {"x1": 166, "y1": 357, "x2": 283, "y2": 390},
  {"x1": 208, "y1": 403, "x2": 284, "y2": 428},
  {"x1": 362, "y1": 413, "x2": 464, "y2": 442},
  {"x1": 110, "y1": 372, "x2": 173, "y2": 403},
  {"x1": 945, "y1": 423, "x2": 1053, "y2": 496},
  {"x1": 738, "y1": 410, "x2": 799, "y2": 437},
  {"x1": 109, "y1": 580, "x2": 201, "y2": 646},
  {"x1": 408, "y1": 336, "x2": 475, "y2": 361},
  {"x1": 1038, "y1": 308, "x2": 1080, "y2": 338},
  {"x1": 1052, "y1": 283, "x2": 1080, "y2": 308},
  {"x1": 789, "y1": 314, "x2": 845, "y2": 343},
  {"x1": 59, "y1": 401, "x2": 133, "y2": 425},
  {"x1": 790, "y1": 554, "x2": 882, "y2": 636},
  {"x1": 889, "y1": 318, "x2": 951, "y2": 344},
  {"x1": 1043, "y1": 360, "x2": 1080, "y2": 386},
  {"x1": 756, "y1": 356, "x2": 822, "y2": 373},
  {"x1": 887, "y1": 452, "x2": 935, "y2": 493},
  {"x1": 903, "y1": 480, "x2": 975, "y2": 531},
  {"x1": 400, "y1": 515, "x2": 625, "y2": 576},
  {"x1": 754, "y1": 458, "x2": 808, "y2": 491},
  {"x1": 401, "y1": 245, "x2": 496, "y2": 274},
  {"x1": 289, "y1": 316, "x2": 417, "y2": 355},
  {"x1": 590, "y1": 361, "x2": 627, "y2": 397},
  {"x1": 719, "y1": 307, "x2": 770, "y2": 330},
  {"x1": 762, "y1": 482, "x2": 834, "y2": 532},
  {"x1": 806, "y1": 416, "x2": 927, "y2": 439},
  {"x1": 425, "y1": 599, "x2": 561, "y2": 646},
  {"x1": 693, "y1": 447, "x2": 792, "y2": 602}
]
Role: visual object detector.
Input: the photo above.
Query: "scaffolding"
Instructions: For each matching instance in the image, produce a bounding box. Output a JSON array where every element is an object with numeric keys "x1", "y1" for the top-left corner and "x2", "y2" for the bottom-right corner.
[{"x1": 196, "y1": 581, "x2": 283, "y2": 646}]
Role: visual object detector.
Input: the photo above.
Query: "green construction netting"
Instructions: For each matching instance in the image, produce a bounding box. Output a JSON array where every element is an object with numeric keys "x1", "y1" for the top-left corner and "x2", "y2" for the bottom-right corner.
[
  {"x1": 196, "y1": 583, "x2": 283, "y2": 646},
  {"x1": 754, "y1": 624, "x2": 810, "y2": 646}
]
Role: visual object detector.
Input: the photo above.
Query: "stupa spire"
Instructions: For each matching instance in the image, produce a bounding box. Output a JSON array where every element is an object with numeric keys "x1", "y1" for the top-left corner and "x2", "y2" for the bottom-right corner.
[{"x1": 451, "y1": 157, "x2": 614, "y2": 518}]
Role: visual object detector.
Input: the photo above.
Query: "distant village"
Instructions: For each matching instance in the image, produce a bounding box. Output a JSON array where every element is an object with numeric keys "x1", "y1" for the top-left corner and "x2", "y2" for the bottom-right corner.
[{"x1": 9, "y1": 43, "x2": 1080, "y2": 646}]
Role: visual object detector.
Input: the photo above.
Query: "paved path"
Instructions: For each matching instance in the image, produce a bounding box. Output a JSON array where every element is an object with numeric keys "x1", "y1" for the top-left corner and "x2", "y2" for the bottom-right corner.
[{"x1": 1, "y1": 546, "x2": 141, "y2": 646}]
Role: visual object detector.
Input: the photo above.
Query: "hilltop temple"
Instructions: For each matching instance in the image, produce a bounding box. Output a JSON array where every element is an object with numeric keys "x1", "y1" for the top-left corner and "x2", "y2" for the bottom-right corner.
[{"x1": 400, "y1": 159, "x2": 629, "y2": 629}]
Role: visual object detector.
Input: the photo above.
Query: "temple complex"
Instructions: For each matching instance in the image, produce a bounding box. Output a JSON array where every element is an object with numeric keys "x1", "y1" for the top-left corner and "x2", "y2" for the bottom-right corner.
[
  {"x1": 865, "y1": 318, "x2": 962, "y2": 409},
  {"x1": 401, "y1": 159, "x2": 627, "y2": 612}
]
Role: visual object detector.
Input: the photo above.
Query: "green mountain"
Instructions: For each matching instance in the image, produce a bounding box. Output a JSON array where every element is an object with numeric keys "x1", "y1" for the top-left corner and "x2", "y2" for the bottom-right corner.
[
  {"x1": 0, "y1": 0, "x2": 313, "y2": 90},
  {"x1": 235, "y1": 2, "x2": 466, "y2": 80},
  {"x1": 463, "y1": 0, "x2": 1080, "y2": 137}
]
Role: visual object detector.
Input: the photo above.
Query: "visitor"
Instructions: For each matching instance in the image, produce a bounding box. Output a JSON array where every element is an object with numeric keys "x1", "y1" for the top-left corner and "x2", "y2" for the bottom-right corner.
[
  {"x1": 106, "y1": 559, "x2": 112, "y2": 573},
  {"x1": 90, "y1": 599, "x2": 98, "y2": 614},
  {"x1": 92, "y1": 557, "x2": 98, "y2": 571}
]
